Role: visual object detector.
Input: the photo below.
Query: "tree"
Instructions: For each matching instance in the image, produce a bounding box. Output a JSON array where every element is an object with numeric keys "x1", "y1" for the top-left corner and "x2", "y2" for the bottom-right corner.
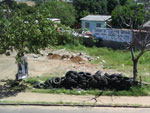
[
  {"x1": 36, "y1": 1, "x2": 76, "y2": 27},
  {"x1": 107, "y1": 0, "x2": 119, "y2": 14},
  {"x1": 111, "y1": 2, "x2": 145, "y2": 29},
  {"x1": 73, "y1": 0, "x2": 108, "y2": 21},
  {"x1": 0, "y1": 0, "x2": 15, "y2": 7},
  {"x1": 0, "y1": 3, "x2": 57, "y2": 61},
  {"x1": 119, "y1": 0, "x2": 128, "y2": 5},
  {"x1": 111, "y1": 1, "x2": 150, "y2": 82}
]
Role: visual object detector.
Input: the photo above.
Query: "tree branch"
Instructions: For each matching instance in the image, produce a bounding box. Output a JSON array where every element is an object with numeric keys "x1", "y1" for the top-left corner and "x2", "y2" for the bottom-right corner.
[
  {"x1": 136, "y1": 49, "x2": 145, "y2": 61},
  {"x1": 130, "y1": 48, "x2": 135, "y2": 61}
]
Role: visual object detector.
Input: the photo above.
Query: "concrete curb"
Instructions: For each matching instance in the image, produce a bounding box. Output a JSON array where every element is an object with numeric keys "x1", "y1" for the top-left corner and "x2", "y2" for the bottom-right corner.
[{"x1": 0, "y1": 103, "x2": 150, "y2": 108}]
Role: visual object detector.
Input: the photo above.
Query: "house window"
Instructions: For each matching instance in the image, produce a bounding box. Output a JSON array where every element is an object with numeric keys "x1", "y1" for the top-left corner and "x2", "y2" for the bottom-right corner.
[
  {"x1": 96, "y1": 23, "x2": 101, "y2": 28},
  {"x1": 85, "y1": 22, "x2": 90, "y2": 28}
]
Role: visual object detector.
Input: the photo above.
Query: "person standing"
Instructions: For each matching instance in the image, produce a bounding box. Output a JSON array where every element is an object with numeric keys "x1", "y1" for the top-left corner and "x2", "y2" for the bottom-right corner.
[{"x1": 21, "y1": 53, "x2": 28, "y2": 77}]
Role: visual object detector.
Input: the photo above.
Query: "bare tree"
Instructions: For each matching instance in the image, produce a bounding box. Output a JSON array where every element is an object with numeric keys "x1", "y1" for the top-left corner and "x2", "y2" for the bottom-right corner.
[{"x1": 117, "y1": 1, "x2": 150, "y2": 82}]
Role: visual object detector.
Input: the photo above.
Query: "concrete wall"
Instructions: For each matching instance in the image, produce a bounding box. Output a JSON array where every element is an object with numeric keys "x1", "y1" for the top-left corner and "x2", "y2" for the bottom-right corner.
[
  {"x1": 96, "y1": 40, "x2": 127, "y2": 49},
  {"x1": 83, "y1": 38, "x2": 127, "y2": 49}
]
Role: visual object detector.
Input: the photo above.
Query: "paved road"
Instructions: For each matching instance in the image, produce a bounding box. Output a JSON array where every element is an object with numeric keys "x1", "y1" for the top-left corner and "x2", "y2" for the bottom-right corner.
[{"x1": 0, "y1": 106, "x2": 150, "y2": 113}]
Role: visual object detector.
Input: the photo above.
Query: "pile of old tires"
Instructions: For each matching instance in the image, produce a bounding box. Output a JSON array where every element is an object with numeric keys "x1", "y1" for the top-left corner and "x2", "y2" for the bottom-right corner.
[{"x1": 34, "y1": 70, "x2": 134, "y2": 90}]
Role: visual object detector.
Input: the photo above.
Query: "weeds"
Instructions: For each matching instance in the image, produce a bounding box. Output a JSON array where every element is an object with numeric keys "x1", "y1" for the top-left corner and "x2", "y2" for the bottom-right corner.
[
  {"x1": 25, "y1": 45, "x2": 150, "y2": 96},
  {"x1": 29, "y1": 86, "x2": 150, "y2": 96},
  {"x1": 53, "y1": 45, "x2": 150, "y2": 82}
]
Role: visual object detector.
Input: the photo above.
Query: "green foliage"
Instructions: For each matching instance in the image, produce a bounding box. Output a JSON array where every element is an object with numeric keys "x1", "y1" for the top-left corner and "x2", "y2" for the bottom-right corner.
[
  {"x1": 119, "y1": 0, "x2": 128, "y2": 5},
  {"x1": 31, "y1": 0, "x2": 44, "y2": 4},
  {"x1": 107, "y1": 0, "x2": 119, "y2": 14},
  {"x1": 56, "y1": 33, "x2": 74, "y2": 45},
  {"x1": 36, "y1": 1, "x2": 76, "y2": 26},
  {"x1": 73, "y1": 0, "x2": 108, "y2": 21},
  {"x1": 111, "y1": 2, "x2": 145, "y2": 29},
  {"x1": 0, "y1": 3, "x2": 58, "y2": 61},
  {"x1": 0, "y1": 1, "x2": 77, "y2": 60},
  {"x1": 102, "y1": 85, "x2": 150, "y2": 96}
]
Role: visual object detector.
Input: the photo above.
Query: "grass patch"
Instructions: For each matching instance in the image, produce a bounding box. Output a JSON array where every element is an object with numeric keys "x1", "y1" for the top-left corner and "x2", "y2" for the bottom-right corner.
[
  {"x1": 27, "y1": 88, "x2": 101, "y2": 96},
  {"x1": 52, "y1": 45, "x2": 150, "y2": 81},
  {"x1": 0, "y1": 100, "x2": 89, "y2": 106},
  {"x1": 26, "y1": 85, "x2": 150, "y2": 96},
  {"x1": 24, "y1": 73, "x2": 61, "y2": 84},
  {"x1": 0, "y1": 100, "x2": 145, "y2": 107},
  {"x1": 102, "y1": 86, "x2": 150, "y2": 96}
]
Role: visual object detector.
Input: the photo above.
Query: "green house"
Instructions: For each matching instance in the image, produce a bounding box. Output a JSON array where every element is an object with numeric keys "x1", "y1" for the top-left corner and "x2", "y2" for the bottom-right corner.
[{"x1": 80, "y1": 15, "x2": 111, "y2": 32}]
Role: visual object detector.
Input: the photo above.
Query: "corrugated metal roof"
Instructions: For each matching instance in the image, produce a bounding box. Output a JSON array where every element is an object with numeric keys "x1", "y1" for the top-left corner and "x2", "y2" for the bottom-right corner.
[{"x1": 80, "y1": 15, "x2": 111, "y2": 21}]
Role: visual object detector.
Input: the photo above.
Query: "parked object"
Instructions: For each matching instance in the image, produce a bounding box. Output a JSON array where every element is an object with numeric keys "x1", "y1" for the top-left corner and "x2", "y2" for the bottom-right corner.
[
  {"x1": 34, "y1": 70, "x2": 135, "y2": 91},
  {"x1": 83, "y1": 31, "x2": 93, "y2": 38}
]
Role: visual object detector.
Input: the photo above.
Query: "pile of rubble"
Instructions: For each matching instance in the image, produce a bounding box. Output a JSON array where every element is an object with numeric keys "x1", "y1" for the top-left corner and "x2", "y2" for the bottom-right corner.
[
  {"x1": 34, "y1": 70, "x2": 135, "y2": 91},
  {"x1": 47, "y1": 49, "x2": 94, "y2": 63}
]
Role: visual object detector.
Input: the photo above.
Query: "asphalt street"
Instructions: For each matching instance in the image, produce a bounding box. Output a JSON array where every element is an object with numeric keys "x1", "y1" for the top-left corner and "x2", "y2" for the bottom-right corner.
[{"x1": 0, "y1": 106, "x2": 150, "y2": 113}]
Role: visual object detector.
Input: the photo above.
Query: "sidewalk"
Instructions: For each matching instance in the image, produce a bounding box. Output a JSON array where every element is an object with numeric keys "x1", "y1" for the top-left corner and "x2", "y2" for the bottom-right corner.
[{"x1": 1, "y1": 92, "x2": 150, "y2": 107}]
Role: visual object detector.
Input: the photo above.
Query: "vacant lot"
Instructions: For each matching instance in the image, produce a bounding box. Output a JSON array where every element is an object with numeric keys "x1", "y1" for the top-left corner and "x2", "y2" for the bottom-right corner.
[
  {"x1": 0, "y1": 46, "x2": 150, "y2": 82},
  {"x1": 0, "y1": 49, "x2": 121, "y2": 80}
]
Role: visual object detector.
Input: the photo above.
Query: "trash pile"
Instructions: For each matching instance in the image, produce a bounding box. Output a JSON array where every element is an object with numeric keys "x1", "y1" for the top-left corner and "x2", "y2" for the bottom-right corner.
[
  {"x1": 47, "y1": 53, "x2": 85, "y2": 63},
  {"x1": 34, "y1": 70, "x2": 134, "y2": 91}
]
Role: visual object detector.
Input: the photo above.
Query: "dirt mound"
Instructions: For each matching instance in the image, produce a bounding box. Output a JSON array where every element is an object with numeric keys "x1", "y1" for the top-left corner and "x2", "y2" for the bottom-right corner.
[
  {"x1": 70, "y1": 56, "x2": 85, "y2": 63},
  {"x1": 47, "y1": 53, "x2": 61, "y2": 60},
  {"x1": 47, "y1": 52, "x2": 85, "y2": 63},
  {"x1": 61, "y1": 55, "x2": 70, "y2": 60}
]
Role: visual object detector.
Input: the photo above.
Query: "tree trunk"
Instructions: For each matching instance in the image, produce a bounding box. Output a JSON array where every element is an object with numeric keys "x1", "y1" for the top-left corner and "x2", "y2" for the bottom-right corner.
[{"x1": 133, "y1": 59, "x2": 138, "y2": 82}]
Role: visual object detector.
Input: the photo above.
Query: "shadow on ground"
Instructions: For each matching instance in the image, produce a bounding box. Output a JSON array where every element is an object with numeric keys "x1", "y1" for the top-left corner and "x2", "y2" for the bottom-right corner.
[{"x1": 0, "y1": 79, "x2": 27, "y2": 99}]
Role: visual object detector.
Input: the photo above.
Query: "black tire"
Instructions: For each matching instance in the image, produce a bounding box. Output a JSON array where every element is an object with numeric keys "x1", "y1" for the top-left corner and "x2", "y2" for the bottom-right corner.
[
  {"x1": 70, "y1": 73, "x2": 78, "y2": 80},
  {"x1": 84, "y1": 72, "x2": 92, "y2": 79},
  {"x1": 78, "y1": 73, "x2": 86, "y2": 81},
  {"x1": 104, "y1": 73, "x2": 110, "y2": 79},
  {"x1": 110, "y1": 74, "x2": 123, "y2": 79},
  {"x1": 123, "y1": 77, "x2": 130, "y2": 81},
  {"x1": 116, "y1": 73, "x2": 123, "y2": 78},
  {"x1": 61, "y1": 77, "x2": 66, "y2": 82},
  {"x1": 111, "y1": 77, "x2": 118, "y2": 82},
  {"x1": 65, "y1": 71, "x2": 78, "y2": 78},
  {"x1": 34, "y1": 83, "x2": 45, "y2": 89},
  {"x1": 93, "y1": 74, "x2": 101, "y2": 81},
  {"x1": 64, "y1": 78, "x2": 77, "y2": 88},
  {"x1": 45, "y1": 79, "x2": 52, "y2": 86},
  {"x1": 95, "y1": 71, "x2": 102, "y2": 76},
  {"x1": 68, "y1": 78, "x2": 77, "y2": 85},
  {"x1": 99, "y1": 76, "x2": 108, "y2": 86},
  {"x1": 52, "y1": 77, "x2": 61, "y2": 85},
  {"x1": 80, "y1": 79, "x2": 87, "y2": 84},
  {"x1": 103, "y1": 74, "x2": 111, "y2": 85},
  {"x1": 89, "y1": 79, "x2": 98, "y2": 88},
  {"x1": 78, "y1": 72, "x2": 85, "y2": 75}
]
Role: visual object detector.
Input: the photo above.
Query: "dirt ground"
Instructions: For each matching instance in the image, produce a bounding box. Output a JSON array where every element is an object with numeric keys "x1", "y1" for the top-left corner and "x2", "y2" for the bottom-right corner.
[
  {"x1": 0, "y1": 50, "x2": 121, "y2": 80},
  {"x1": 1, "y1": 51, "x2": 150, "y2": 107}
]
